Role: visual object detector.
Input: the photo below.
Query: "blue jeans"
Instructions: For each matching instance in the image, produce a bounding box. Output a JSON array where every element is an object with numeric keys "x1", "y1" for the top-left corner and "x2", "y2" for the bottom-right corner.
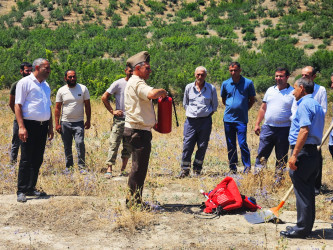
[
  {"x1": 224, "y1": 122, "x2": 251, "y2": 170},
  {"x1": 61, "y1": 121, "x2": 85, "y2": 169},
  {"x1": 181, "y1": 116, "x2": 212, "y2": 172}
]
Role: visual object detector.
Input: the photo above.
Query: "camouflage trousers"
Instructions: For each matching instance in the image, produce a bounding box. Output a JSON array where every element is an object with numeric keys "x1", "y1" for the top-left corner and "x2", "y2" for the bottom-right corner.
[{"x1": 105, "y1": 117, "x2": 132, "y2": 166}]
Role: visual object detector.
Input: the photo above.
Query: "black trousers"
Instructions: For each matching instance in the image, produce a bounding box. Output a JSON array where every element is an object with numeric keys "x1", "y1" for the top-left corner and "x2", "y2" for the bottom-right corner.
[
  {"x1": 123, "y1": 127, "x2": 152, "y2": 205},
  {"x1": 17, "y1": 120, "x2": 49, "y2": 194},
  {"x1": 289, "y1": 145, "x2": 320, "y2": 236}
]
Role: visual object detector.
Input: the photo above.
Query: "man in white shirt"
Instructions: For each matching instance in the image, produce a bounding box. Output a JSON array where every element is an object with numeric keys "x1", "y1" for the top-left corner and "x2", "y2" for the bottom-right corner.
[
  {"x1": 15, "y1": 58, "x2": 54, "y2": 202},
  {"x1": 101, "y1": 65, "x2": 133, "y2": 178},
  {"x1": 254, "y1": 68, "x2": 294, "y2": 182},
  {"x1": 55, "y1": 70, "x2": 91, "y2": 173},
  {"x1": 291, "y1": 66, "x2": 327, "y2": 195}
]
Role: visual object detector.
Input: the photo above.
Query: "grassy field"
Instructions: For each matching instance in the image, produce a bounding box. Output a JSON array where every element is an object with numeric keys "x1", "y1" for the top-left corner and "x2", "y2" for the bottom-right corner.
[{"x1": 0, "y1": 88, "x2": 332, "y2": 248}]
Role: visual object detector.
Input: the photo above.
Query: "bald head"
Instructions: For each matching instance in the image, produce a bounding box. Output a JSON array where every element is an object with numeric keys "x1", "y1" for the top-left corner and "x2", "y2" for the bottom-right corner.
[{"x1": 302, "y1": 66, "x2": 316, "y2": 81}]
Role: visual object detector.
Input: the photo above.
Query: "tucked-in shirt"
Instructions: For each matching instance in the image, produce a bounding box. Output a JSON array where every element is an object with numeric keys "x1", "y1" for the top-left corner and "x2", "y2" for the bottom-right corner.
[
  {"x1": 221, "y1": 76, "x2": 256, "y2": 123},
  {"x1": 289, "y1": 94, "x2": 324, "y2": 145},
  {"x1": 56, "y1": 83, "x2": 90, "y2": 122},
  {"x1": 329, "y1": 106, "x2": 333, "y2": 146},
  {"x1": 263, "y1": 85, "x2": 294, "y2": 127},
  {"x1": 15, "y1": 74, "x2": 51, "y2": 122},
  {"x1": 183, "y1": 82, "x2": 218, "y2": 118},
  {"x1": 124, "y1": 75, "x2": 155, "y2": 131},
  {"x1": 291, "y1": 83, "x2": 327, "y2": 118},
  {"x1": 106, "y1": 78, "x2": 127, "y2": 116}
]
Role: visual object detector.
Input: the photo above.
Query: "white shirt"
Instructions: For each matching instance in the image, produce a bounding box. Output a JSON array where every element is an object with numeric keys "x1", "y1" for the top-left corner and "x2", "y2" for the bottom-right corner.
[
  {"x1": 263, "y1": 85, "x2": 294, "y2": 127},
  {"x1": 291, "y1": 83, "x2": 327, "y2": 118},
  {"x1": 56, "y1": 84, "x2": 90, "y2": 122},
  {"x1": 15, "y1": 74, "x2": 51, "y2": 122},
  {"x1": 106, "y1": 78, "x2": 127, "y2": 113}
]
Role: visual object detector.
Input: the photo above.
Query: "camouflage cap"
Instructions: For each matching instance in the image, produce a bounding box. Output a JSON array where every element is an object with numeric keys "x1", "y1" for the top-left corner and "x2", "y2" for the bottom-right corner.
[{"x1": 126, "y1": 51, "x2": 150, "y2": 68}]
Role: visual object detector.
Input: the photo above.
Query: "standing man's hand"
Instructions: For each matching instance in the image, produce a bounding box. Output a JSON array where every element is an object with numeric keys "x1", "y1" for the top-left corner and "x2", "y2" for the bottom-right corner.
[
  {"x1": 288, "y1": 155, "x2": 297, "y2": 171},
  {"x1": 56, "y1": 124, "x2": 62, "y2": 134},
  {"x1": 48, "y1": 128, "x2": 54, "y2": 141},
  {"x1": 19, "y1": 127, "x2": 28, "y2": 142},
  {"x1": 254, "y1": 125, "x2": 261, "y2": 136},
  {"x1": 84, "y1": 120, "x2": 91, "y2": 129},
  {"x1": 113, "y1": 110, "x2": 123, "y2": 117}
]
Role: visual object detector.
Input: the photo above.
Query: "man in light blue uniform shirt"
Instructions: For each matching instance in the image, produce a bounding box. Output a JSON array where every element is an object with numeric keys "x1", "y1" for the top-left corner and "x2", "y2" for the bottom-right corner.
[
  {"x1": 254, "y1": 67, "x2": 294, "y2": 182},
  {"x1": 280, "y1": 77, "x2": 324, "y2": 239},
  {"x1": 179, "y1": 66, "x2": 218, "y2": 178},
  {"x1": 221, "y1": 62, "x2": 256, "y2": 173}
]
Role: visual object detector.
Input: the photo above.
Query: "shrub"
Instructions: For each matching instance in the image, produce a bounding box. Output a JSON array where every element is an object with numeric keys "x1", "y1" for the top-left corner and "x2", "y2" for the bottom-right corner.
[
  {"x1": 304, "y1": 44, "x2": 315, "y2": 49},
  {"x1": 127, "y1": 15, "x2": 146, "y2": 27},
  {"x1": 243, "y1": 32, "x2": 256, "y2": 41},
  {"x1": 111, "y1": 14, "x2": 121, "y2": 27},
  {"x1": 22, "y1": 17, "x2": 34, "y2": 29},
  {"x1": 215, "y1": 25, "x2": 237, "y2": 38},
  {"x1": 318, "y1": 44, "x2": 326, "y2": 50},
  {"x1": 34, "y1": 11, "x2": 45, "y2": 24},
  {"x1": 254, "y1": 75, "x2": 274, "y2": 93},
  {"x1": 144, "y1": 0, "x2": 166, "y2": 14},
  {"x1": 262, "y1": 19, "x2": 272, "y2": 26}
]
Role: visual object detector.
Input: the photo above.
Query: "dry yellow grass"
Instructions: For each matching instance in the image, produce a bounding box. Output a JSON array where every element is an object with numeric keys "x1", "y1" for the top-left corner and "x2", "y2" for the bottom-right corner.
[{"x1": 0, "y1": 88, "x2": 332, "y2": 248}]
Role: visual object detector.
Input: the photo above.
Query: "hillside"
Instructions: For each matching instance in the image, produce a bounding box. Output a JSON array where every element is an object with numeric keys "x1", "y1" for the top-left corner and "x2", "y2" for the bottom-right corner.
[{"x1": 0, "y1": 0, "x2": 333, "y2": 97}]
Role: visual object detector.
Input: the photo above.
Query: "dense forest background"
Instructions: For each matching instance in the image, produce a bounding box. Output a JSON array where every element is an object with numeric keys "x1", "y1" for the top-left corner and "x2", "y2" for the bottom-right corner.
[{"x1": 0, "y1": 0, "x2": 333, "y2": 99}]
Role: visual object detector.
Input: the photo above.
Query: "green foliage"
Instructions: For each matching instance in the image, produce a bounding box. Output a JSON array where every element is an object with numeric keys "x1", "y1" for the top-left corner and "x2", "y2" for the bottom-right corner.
[
  {"x1": 215, "y1": 25, "x2": 237, "y2": 38},
  {"x1": 254, "y1": 75, "x2": 274, "y2": 93},
  {"x1": 127, "y1": 15, "x2": 146, "y2": 27},
  {"x1": 35, "y1": 11, "x2": 45, "y2": 24},
  {"x1": 144, "y1": 0, "x2": 166, "y2": 14},
  {"x1": 304, "y1": 44, "x2": 315, "y2": 49},
  {"x1": 111, "y1": 14, "x2": 122, "y2": 27},
  {"x1": 22, "y1": 17, "x2": 34, "y2": 29}
]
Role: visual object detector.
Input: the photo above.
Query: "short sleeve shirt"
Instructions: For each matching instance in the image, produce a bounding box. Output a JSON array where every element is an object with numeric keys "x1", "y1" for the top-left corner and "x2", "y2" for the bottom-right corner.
[
  {"x1": 221, "y1": 76, "x2": 256, "y2": 123},
  {"x1": 56, "y1": 83, "x2": 90, "y2": 122},
  {"x1": 263, "y1": 85, "x2": 294, "y2": 127},
  {"x1": 183, "y1": 82, "x2": 218, "y2": 118},
  {"x1": 15, "y1": 74, "x2": 51, "y2": 122},
  {"x1": 106, "y1": 78, "x2": 127, "y2": 114},
  {"x1": 289, "y1": 95, "x2": 325, "y2": 145},
  {"x1": 124, "y1": 75, "x2": 155, "y2": 131}
]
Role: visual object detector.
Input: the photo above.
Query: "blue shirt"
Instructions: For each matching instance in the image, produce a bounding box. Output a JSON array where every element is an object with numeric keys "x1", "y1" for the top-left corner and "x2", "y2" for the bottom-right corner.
[
  {"x1": 289, "y1": 94, "x2": 325, "y2": 145},
  {"x1": 221, "y1": 76, "x2": 256, "y2": 123},
  {"x1": 183, "y1": 81, "x2": 218, "y2": 118}
]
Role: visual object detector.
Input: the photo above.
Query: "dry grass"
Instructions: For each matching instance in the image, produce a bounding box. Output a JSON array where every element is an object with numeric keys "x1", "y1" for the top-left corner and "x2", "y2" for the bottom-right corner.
[{"x1": 0, "y1": 88, "x2": 333, "y2": 248}]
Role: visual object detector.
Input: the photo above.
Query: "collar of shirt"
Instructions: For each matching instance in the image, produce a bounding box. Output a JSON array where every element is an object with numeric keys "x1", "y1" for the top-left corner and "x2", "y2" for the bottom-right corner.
[
  {"x1": 297, "y1": 94, "x2": 312, "y2": 106},
  {"x1": 28, "y1": 73, "x2": 46, "y2": 85},
  {"x1": 192, "y1": 81, "x2": 206, "y2": 92}
]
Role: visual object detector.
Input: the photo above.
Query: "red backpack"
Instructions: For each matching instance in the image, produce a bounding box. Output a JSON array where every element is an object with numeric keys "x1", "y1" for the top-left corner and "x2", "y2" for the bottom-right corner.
[{"x1": 201, "y1": 176, "x2": 261, "y2": 214}]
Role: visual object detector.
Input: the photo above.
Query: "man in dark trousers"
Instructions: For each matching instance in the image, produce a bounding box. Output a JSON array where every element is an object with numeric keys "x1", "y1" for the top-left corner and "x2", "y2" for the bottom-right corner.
[
  {"x1": 178, "y1": 66, "x2": 218, "y2": 178},
  {"x1": 280, "y1": 77, "x2": 324, "y2": 238},
  {"x1": 15, "y1": 58, "x2": 54, "y2": 202},
  {"x1": 123, "y1": 51, "x2": 167, "y2": 208},
  {"x1": 8, "y1": 62, "x2": 32, "y2": 165}
]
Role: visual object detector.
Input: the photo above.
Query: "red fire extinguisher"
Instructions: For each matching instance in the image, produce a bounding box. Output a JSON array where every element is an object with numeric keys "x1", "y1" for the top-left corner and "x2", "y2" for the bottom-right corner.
[{"x1": 155, "y1": 96, "x2": 172, "y2": 133}]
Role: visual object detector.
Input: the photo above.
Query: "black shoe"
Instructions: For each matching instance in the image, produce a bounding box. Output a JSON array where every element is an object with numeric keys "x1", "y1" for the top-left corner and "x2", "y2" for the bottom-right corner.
[
  {"x1": 177, "y1": 170, "x2": 190, "y2": 179},
  {"x1": 228, "y1": 168, "x2": 237, "y2": 175},
  {"x1": 280, "y1": 230, "x2": 306, "y2": 239},
  {"x1": 26, "y1": 190, "x2": 47, "y2": 197},
  {"x1": 286, "y1": 226, "x2": 293, "y2": 231},
  {"x1": 17, "y1": 193, "x2": 27, "y2": 203}
]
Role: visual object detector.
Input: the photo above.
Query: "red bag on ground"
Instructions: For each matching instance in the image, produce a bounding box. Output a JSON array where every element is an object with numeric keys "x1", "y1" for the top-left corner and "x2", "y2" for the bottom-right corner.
[{"x1": 202, "y1": 177, "x2": 260, "y2": 214}]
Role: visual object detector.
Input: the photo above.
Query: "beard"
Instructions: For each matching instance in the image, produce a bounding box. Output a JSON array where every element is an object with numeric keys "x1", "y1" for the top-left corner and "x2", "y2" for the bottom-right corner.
[{"x1": 67, "y1": 80, "x2": 76, "y2": 87}]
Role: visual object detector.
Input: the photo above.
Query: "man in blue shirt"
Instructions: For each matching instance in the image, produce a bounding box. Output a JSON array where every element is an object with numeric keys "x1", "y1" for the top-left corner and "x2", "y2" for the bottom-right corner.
[
  {"x1": 254, "y1": 67, "x2": 294, "y2": 182},
  {"x1": 280, "y1": 77, "x2": 324, "y2": 239},
  {"x1": 221, "y1": 62, "x2": 256, "y2": 173},
  {"x1": 179, "y1": 66, "x2": 218, "y2": 178}
]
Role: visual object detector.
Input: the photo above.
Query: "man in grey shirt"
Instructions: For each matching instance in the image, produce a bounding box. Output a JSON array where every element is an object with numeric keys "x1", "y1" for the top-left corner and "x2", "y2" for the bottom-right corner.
[
  {"x1": 101, "y1": 65, "x2": 133, "y2": 178},
  {"x1": 179, "y1": 66, "x2": 218, "y2": 178}
]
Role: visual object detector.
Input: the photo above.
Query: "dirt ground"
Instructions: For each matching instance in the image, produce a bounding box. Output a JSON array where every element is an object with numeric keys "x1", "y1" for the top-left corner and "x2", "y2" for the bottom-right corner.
[{"x1": 1, "y1": 177, "x2": 332, "y2": 250}]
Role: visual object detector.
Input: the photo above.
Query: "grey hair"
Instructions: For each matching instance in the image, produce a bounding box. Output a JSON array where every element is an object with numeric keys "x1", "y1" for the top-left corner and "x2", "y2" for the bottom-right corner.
[
  {"x1": 32, "y1": 58, "x2": 48, "y2": 71},
  {"x1": 295, "y1": 77, "x2": 314, "y2": 94},
  {"x1": 195, "y1": 66, "x2": 207, "y2": 74}
]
